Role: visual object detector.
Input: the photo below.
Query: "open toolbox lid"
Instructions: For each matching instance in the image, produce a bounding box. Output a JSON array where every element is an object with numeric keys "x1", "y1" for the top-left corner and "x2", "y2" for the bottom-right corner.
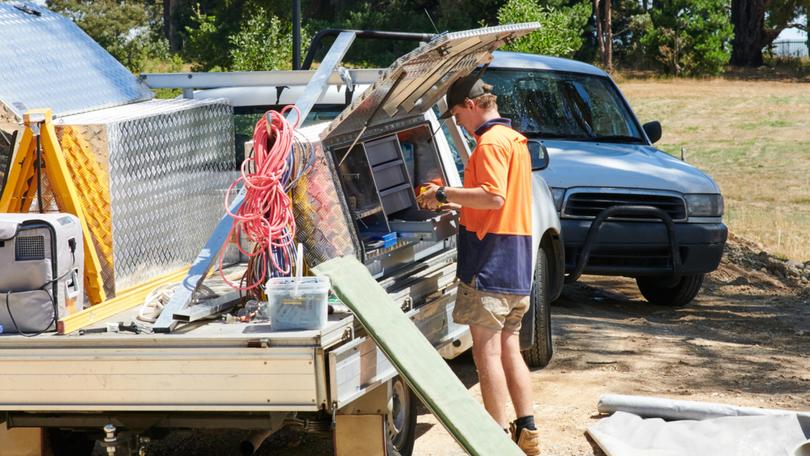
[
  {"x1": 0, "y1": 2, "x2": 153, "y2": 122},
  {"x1": 321, "y1": 23, "x2": 539, "y2": 140}
]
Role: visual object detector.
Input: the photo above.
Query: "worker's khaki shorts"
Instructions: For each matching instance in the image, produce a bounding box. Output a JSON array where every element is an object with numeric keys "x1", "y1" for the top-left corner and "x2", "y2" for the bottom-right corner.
[{"x1": 452, "y1": 280, "x2": 530, "y2": 333}]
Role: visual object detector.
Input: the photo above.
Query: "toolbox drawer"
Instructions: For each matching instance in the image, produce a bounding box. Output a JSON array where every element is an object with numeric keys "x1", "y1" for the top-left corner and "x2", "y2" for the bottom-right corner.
[
  {"x1": 364, "y1": 136, "x2": 401, "y2": 166},
  {"x1": 380, "y1": 183, "x2": 415, "y2": 215},
  {"x1": 371, "y1": 161, "x2": 410, "y2": 191},
  {"x1": 389, "y1": 209, "x2": 458, "y2": 242}
]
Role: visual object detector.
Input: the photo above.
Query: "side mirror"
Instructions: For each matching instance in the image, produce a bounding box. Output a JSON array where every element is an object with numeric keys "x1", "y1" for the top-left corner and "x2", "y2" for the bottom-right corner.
[
  {"x1": 643, "y1": 121, "x2": 662, "y2": 144},
  {"x1": 527, "y1": 140, "x2": 549, "y2": 170}
]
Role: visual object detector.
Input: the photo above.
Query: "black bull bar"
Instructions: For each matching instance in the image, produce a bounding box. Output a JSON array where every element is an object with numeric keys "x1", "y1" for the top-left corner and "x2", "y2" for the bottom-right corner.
[{"x1": 520, "y1": 205, "x2": 682, "y2": 351}]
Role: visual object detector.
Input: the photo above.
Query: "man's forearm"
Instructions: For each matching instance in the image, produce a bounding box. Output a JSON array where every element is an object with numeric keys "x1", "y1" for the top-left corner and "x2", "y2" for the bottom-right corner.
[{"x1": 444, "y1": 186, "x2": 504, "y2": 210}]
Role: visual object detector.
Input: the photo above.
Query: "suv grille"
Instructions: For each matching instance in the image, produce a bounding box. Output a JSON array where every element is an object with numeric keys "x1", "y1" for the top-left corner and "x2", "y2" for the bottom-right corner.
[{"x1": 563, "y1": 192, "x2": 686, "y2": 221}]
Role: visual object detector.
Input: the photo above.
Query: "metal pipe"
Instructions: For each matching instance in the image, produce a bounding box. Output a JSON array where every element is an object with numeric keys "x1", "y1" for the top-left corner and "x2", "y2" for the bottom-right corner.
[
  {"x1": 34, "y1": 131, "x2": 43, "y2": 213},
  {"x1": 292, "y1": 0, "x2": 301, "y2": 70},
  {"x1": 598, "y1": 394, "x2": 810, "y2": 421},
  {"x1": 239, "y1": 429, "x2": 274, "y2": 455}
]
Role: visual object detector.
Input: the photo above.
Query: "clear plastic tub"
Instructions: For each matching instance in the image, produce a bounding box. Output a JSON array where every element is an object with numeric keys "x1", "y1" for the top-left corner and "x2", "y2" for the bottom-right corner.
[{"x1": 265, "y1": 277, "x2": 330, "y2": 331}]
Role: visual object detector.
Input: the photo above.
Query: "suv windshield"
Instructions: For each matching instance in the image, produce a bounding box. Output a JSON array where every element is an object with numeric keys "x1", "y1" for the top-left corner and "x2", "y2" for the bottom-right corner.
[{"x1": 482, "y1": 69, "x2": 645, "y2": 143}]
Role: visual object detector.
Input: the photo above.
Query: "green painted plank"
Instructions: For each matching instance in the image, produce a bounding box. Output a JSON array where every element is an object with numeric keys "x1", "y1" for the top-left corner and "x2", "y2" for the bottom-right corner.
[{"x1": 313, "y1": 256, "x2": 522, "y2": 456}]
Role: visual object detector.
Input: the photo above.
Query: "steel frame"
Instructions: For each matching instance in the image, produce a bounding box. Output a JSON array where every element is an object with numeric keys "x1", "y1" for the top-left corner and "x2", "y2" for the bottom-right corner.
[{"x1": 0, "y1": 109, "x2": 107, "y2": 303}]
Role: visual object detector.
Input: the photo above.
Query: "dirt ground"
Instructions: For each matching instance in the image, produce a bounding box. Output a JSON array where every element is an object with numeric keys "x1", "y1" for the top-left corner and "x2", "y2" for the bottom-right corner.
[
  {"x1": 412, "y1": 237, "x2": 810, "y2": 455},
  {"x1": 135, "y1": 236, "x2": 809, "y2": 455}
]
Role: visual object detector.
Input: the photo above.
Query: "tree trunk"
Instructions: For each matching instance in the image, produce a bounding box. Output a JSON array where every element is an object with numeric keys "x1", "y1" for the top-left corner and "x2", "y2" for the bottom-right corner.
[
  {"x1": 806, "y1": 8, "x2": 810, "y2": 57},
  {"x1": 594, "y1": 0, "x2": 604, "y2": 65},
  {"x1": 605, "y1": 0, "x2": 613, "y2": 72},
  {"x1": 163, "y1": 0, "x2": 181, "y2": 52},
  {"x1": 730, "y1": 0, "x2": 766, "y2": 66}
]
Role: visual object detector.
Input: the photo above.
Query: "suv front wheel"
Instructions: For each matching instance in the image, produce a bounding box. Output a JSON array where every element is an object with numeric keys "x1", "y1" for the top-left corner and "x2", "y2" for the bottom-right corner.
[
  {"x1": 636, "y1": 274, "x2": 705, "y2": 307},
  {"x1": 521, "y1": 247, "x2": 553, "y2": 368}
]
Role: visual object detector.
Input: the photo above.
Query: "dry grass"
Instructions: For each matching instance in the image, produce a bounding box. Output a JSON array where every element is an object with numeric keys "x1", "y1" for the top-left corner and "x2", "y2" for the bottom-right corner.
[{"x1": 619, "y1": 78, "x2": 810, "y2": 261}]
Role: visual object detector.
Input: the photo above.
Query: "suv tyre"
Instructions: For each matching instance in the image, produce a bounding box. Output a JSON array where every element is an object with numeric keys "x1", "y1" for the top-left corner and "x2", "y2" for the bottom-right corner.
[
  {"x1": 521, "y1": 248, "x2": 553, "y2": 368},
  {"x1": 636, "y1": 274, "x2": 705, "y2": 307}
]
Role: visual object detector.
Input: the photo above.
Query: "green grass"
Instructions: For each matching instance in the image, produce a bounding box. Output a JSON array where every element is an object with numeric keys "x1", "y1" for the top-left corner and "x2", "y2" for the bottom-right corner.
[{"x1": 621, "y1": 78, "x2": 810, "y2": 261}]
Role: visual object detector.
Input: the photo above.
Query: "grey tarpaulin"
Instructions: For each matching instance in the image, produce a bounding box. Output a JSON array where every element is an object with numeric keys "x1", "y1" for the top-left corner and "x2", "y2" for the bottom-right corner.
[{"x1": 588, "y1": 411, "x2": 810, "y2": 456}]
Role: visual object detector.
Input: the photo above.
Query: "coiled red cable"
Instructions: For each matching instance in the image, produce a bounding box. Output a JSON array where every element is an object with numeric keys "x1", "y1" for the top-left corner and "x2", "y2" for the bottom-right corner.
[{"x1": 220, "y1": 106, "x2": 301, "y2": 291}]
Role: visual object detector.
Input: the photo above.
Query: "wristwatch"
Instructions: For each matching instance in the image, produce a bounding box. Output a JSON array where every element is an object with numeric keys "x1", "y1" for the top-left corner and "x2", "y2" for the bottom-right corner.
[{"x1": 436, "y1": 186, "x2": 448, "y2": 204}]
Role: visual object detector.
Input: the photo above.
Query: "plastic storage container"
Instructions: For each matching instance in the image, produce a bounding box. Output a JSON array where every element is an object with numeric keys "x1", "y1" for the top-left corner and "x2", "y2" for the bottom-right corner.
[{"x1": 266, "y1": 277, "x2": 330, "y2": 331}]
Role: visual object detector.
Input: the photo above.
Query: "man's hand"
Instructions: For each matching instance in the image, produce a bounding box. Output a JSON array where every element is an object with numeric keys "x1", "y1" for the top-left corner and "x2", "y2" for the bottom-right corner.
[{"x1": 417, "y1": 183, "x2": 441, "y2": 211}]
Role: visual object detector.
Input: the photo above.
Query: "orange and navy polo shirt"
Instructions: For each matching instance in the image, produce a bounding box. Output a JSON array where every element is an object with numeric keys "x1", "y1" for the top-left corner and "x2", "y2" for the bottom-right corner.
[{"x1": 457, "y1": 118, "x2": 533, "y2": 296}]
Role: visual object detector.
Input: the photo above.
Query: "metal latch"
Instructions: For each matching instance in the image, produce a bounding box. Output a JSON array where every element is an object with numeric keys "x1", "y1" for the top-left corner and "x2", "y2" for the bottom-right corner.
[
  {"x1": 401, "y1": 296, "x2": 413, "y2": 312},
  {"x1": 247, "y1": 338, "x2": 270, "y2": 348}
]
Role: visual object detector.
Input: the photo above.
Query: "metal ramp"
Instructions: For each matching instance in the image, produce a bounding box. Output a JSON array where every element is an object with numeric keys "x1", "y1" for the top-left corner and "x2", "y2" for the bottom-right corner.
[{"x1": 314, "y1": 256, "x2": 523, "y2": 456}]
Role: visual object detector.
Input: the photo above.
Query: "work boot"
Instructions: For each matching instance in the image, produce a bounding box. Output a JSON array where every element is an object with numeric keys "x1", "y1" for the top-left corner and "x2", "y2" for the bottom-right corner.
[{"x1": 510, "y1": 422, "x2": 541, "y2": 456}]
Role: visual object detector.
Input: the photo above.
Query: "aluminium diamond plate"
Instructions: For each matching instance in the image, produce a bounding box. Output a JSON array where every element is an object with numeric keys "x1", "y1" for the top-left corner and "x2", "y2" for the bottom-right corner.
[
  {"x1": 321, "y1": 23, "x2": 539, "y2": 139},
  {"x1": 0, "y1": 2, "x2": 153, "y2": 121},
  {"x1": 57, "y1": 98, "x2": 237, "y2": 294},
  {"x1": 292, "y1": 123, "x2": 359, "y2": 267}
]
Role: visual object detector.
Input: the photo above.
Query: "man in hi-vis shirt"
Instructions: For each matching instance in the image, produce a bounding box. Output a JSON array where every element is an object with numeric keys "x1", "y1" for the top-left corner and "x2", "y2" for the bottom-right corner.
[{"x1": 419, "y1": 74, "x2": 540, "y2": 455}]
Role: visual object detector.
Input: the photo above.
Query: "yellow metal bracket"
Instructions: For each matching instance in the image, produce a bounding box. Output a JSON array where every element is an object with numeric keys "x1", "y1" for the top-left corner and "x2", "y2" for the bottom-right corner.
[
  {"x1": 57, "y1": 267, "x2": 189, "y2": 334},
  {"x1": 0, "y1": 109, "x2": 107, "y2": 303}
]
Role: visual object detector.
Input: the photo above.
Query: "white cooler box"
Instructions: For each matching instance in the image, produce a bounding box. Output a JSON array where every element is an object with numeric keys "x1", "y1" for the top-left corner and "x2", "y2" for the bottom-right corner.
[{"x1": 0, "y1": 213, "x2": 83, "y2": 334}]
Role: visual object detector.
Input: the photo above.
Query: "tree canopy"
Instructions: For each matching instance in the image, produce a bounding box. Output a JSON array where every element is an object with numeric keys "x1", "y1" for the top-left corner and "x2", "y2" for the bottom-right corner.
[{"x1": 45, "y1": 0, "x2": 809, "y2": 75}]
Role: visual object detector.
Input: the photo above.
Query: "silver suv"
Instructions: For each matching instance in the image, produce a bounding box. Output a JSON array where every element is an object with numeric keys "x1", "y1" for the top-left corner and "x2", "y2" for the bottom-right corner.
[{"x1": 482, "y1": 51, "x2": 727, "y2": 306}]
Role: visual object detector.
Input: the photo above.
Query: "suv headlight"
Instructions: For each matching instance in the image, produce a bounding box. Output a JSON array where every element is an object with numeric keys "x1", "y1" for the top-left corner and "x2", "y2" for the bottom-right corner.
[
  {"x1": 685, "y1": 194, "x2": 724, "y2": 217},
  {"x1": 550, "y1": 187, "x2": 566, "y2": 211}
]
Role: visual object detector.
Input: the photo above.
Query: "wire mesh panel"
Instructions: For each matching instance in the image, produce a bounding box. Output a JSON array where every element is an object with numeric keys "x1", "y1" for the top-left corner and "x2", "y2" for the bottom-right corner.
[{"x1": 771, "y1": 40, "x2": 809, "y2": 58}]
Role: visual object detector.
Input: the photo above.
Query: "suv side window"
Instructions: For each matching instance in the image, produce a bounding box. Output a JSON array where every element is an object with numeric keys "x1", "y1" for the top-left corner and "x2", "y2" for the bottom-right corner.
[{"x1": 432, "y1": 106, "x2": 473, "y2": 180}]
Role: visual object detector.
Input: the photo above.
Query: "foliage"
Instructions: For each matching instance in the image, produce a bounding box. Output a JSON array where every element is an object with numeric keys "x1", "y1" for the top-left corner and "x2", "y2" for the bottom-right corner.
[
  {"x1": 182, "y1": 4, "x2": 225, "y2": 71},
  {"x1": 181, "y1": 1, "x2": 300, "y2": 70},
  {"x1": 435, "y1": 0, "x2": 503, "y2": 31},
  {"x1": 50, "y1": 0, "x2": 807, "y2": 77},
  {"x1": 764, "y1": 0, "x2": 808, "y2": 45},
  {"x1": 47, "y1": 0, "x2": 176, "y2": 72},
  {"x1": 607, "y1": 0, "x2": 654, "y2": 68},
  {"x1": 641, "y1": 0, "x2": 734, "y2": 76},
  {"x1": 317, "y1": 0, "x2": 435, "y2": 67},
  {"x1": 229, "y1": 8, "x2": 311, "y2": 71},
  {"x1": 496, "y1": 0, "x2": 591, "y2": 58}
]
